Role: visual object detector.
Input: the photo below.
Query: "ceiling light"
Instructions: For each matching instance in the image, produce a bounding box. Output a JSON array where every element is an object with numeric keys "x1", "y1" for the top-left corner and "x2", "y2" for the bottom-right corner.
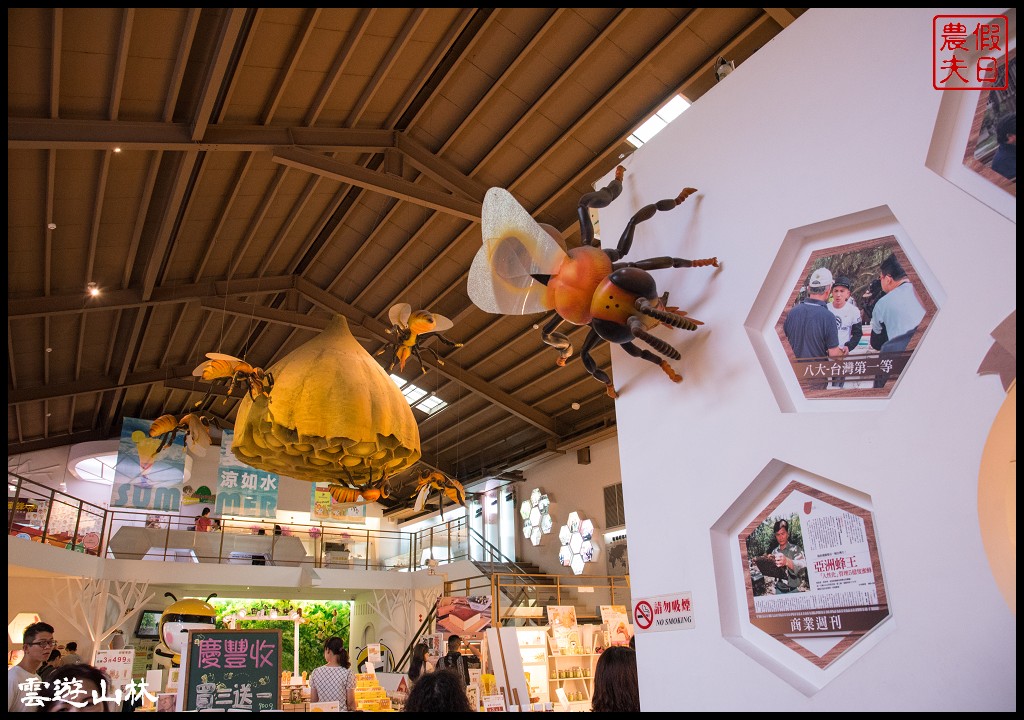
[
  {"x1": 570, "y1": 401, "x2": 581, "y2": 411},
  {"x1": 47, "y1": 222, "x2": 57, "y2": 231},
  {"x1": 113, "y1": 147, "x2": 122, "y2": 153},
  {"x1": 715, "y1": 57, "x2": 735, "y2": 82},
  {"x1": 87, "y1": 282, "x2": 100, "y2": 297}
]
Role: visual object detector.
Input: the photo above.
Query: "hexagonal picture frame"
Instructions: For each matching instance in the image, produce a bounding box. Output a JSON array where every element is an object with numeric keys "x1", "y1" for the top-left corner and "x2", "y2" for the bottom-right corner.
[
  {"x1": 961, "y1": 47, "x2": 1016, "y2": 195},
  {"x1": 747, "y1": 206, "x2": 943, "y2": 412},
  {"x1": 739, "y1": 479, "x2": 889, "y2": 669},
  {"x1": 712, "y1": 460, "x2": 893, "y2": 695},
  {"x1": 926, "y1": 21, "x2": 1016, "y2": 223},
  {"x1": 775, "y1": 236, "x2": 937, "y2": 398}
]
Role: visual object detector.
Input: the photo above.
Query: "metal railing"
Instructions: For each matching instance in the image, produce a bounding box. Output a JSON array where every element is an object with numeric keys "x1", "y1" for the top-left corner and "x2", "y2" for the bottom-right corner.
[
  {"x1": 10, "y1": 471, "x2": 631, "y2": 625},
  {"x1": 8, "y1": 473, "x2": 445, "y2": 572},
  {"x1": 491, "y1": 571, "x2": 632, "y2": 626},
  {"x1": 8, "y1": 473, "x2": 107, "y2": 556}
]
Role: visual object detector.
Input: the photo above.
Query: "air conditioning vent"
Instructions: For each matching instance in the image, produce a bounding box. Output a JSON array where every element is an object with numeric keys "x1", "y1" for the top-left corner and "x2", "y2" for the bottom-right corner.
[{"x1": 604, "y1": 483, "x2": 625, "y2": 528}]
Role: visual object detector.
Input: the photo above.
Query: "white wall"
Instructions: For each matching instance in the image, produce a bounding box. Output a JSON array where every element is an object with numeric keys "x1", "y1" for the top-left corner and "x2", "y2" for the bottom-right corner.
[
  {"x1": 598, "y1": 8, "x2": 1015, "y2": 712},
  {"x1": 516, "y1": 436, "x2": 622, "y2": 577}
]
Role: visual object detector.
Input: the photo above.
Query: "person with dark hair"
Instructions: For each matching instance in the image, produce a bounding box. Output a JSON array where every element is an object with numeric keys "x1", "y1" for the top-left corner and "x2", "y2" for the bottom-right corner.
[
  {"x1": 402, "y1": 666, "x2": 473, "y2": 712},
  {"x1": 827, "y1": 275, "x2": 864, "y2": 388},
  {"x1": 194, "y1": 507, "x2": 213, "y2": 532},
  {"x1": 8, "y1": 620, "x2": 56, "y2": 711},
  {"x1": 828, "y1": 276, "x2": 863, "y2": 354},
  {"x1": 38, "y1": 663, "x2": 118, "y2": 712},
  {"x1": 309, "y1": 636, "x2": 356, "y2": 710},
  {"x1": 770, "y1": 519, "x2": 807, "y2": 594},
  {"x1": 436, "y1": 635, "x2": 477, "y2": 686},
  {"x1": 991, "y1": 112, "x2": 1016, "y2": 181},
  {"x1": 869, "y1": 254, "x2": 925, "y2": 388},
  {"x1": 408, "y1": 641, "x2": 434, "y2": 683},
  {"x1": 37, "y1": 649, "x2": 62, "y2": 683},
  {"x1": 61, "y1": 641, "x2": 84, "y2": 666},
  {"x1": 591, "y1": 646, "x2": 640, "y2": 713}
]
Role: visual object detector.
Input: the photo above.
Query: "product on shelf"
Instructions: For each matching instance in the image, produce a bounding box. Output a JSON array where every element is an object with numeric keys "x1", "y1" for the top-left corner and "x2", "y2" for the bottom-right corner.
[{"x1": 354, "y1": 672, "x2": 393, "y2": 712}]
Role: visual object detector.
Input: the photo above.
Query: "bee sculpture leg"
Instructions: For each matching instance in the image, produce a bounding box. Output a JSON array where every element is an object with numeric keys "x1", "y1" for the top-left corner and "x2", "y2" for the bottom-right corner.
[
  {"x1": 579, "y1": 328, "x2": 618, "y2": 398},
  {"x1": 620, "y1": 339, "x2": 683, "y2": 384},
  {"x1": 540, "y1": 314, "x2": 574, "y2": 366},
  {"x1": 577, "y1": 165, "x2": 626, "y2": 247},
  {"x1": 610, "y1": 188, "x2": 698, "y2": 261},
  {"x1": 373, "y1": 345, "x2": 398, "y2": 372},
  {"x1": 623, "y1": 256, "x2": 720, "y2": 272},
  {"x1": 412, "y1": 345, "x2": 430, "y2": 374}
]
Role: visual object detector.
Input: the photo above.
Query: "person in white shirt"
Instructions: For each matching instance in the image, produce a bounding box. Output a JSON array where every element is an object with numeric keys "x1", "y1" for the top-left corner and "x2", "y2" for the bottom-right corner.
[
  {"x1": 8, "y1": 621, "x2": 56, "y2": 712},
  {"x1": 827, "y1": 275, "x2": 864, "y2": 388}
]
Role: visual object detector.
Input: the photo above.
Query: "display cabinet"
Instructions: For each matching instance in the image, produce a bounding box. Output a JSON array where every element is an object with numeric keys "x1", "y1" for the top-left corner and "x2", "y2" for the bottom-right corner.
[
  {"x1": 513, "y1": 627, "x2": 550, "y2": 705},
  {"x1": 546, "y1": 634, "x2": 596, "y2": 709}
]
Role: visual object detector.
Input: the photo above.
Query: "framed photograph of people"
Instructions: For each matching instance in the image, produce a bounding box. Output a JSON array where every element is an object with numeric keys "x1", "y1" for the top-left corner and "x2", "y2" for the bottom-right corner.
[
  {"x1": 925, "y1": 20, "x2": 1016, "y2": 222},
  {"x1": 962, "y1": 47, "x2": 1016, "y2": 195},
  {"x1": 773, "y1": 235, "x2": 937, "y2": 400},
  {"x1": 738, "y1": 478, "x2": 890, "y2": 670}
]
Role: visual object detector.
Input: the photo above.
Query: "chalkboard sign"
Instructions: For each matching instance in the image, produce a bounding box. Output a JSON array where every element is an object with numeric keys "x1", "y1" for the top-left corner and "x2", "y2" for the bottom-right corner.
[{"x1": 183, "y1": 629, "x2": 281, "y2": 712}]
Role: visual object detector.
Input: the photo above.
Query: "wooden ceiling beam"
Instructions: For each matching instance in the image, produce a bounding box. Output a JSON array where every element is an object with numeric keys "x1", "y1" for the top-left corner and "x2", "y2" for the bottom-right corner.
[
  {"x1": 8, "y1": 275, "x2": 295, "y2": 318},
  {"x1": 8, "y1": 365, "x2": 197, "y2": 405},
  {"x1": 272, "y1": 147, "x2": 482, "y2": 222},
  {"x1": 8, "y1": 119, "x2": 398, "y2": 153}
]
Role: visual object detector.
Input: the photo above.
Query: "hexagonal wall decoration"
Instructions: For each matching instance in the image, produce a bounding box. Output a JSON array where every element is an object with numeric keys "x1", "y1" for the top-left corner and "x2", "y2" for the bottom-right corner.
[
  {"x1": 773, "y1": 235, "x2": 936, "y2": 399},
  {"x1": 521, "y1": 488, "x2": 554, "y2": 546},
  {"x1": 747, "y1": 207, "x2": 940, "y2": 411},
  {"x1": 711, "y1": 461, "x2": 892, "y2": 694},
  {"x1": 558, "y1": 512, "x2": 601, "y2": 575}
]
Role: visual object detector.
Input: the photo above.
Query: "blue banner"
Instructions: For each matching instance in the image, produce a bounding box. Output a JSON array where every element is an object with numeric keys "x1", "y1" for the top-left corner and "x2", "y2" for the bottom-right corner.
[
  {"x1": 214, "y1": 430, "x2": 279, "y2": 518},
  {"x1": 111, "y1": 417, "x2": 186, "y2": 512}
]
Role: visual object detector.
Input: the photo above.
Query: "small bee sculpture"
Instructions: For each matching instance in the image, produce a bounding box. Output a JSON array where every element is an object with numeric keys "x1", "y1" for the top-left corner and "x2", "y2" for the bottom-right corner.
[
  {"x1": 149, "y1": 411, "x2": 223, "y2": 456},
  {"x1": 468, "y1": 166, "x2": 719, "y2": 398},
  {"x1": 413, "y1": 470, "x2": 467, "y2": 520},
  {"x1": 325, "y1": 479, "x2": 393, "y2": 505},
  {"x1": 375, "y1": 303, "x2": 463, "y2": 375},
  {"x1": 192, "y1": 353, "x2": 274, "y2": 403}
]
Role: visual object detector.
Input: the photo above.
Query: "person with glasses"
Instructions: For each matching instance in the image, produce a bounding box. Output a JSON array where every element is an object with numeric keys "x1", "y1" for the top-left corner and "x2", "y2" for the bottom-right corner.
[{"x1": 7, "y1": 620, "x2": 55, "y2": 711}]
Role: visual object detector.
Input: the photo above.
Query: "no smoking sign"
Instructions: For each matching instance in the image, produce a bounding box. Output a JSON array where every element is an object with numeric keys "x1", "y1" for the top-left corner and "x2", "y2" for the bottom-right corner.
[
  {"x1": 632, "y1": 592, "x2": 694, "y2": 634},
  {"x1": 634, "y1": 600, "x2": 655, "y2": 630}
]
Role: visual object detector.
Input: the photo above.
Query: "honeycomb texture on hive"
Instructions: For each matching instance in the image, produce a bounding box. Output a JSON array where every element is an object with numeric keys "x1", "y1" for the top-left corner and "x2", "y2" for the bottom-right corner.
[{"x1": 232, "y1": 315, "x2": 421, "y2": 486}]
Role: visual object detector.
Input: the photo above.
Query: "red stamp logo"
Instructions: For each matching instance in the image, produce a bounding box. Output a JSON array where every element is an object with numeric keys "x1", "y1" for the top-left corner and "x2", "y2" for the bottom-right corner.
[{"x1": 933, "y1": 15, "x2": 1009, "y2": 90}]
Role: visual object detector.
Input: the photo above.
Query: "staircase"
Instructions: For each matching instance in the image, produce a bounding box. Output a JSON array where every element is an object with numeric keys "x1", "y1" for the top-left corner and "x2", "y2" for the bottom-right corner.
[{"x1": 471, "y1": 554, "x2": 596, "y2": 625}]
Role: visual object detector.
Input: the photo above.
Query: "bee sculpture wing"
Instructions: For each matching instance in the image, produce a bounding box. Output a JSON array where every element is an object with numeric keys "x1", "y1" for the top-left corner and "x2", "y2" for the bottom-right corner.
[
  {"x1": 149, "y1": 414, "x2": 182, "y2": 437},
  {"x1": 183, "y1": 414, "x2": 211, "y2": 456},
  {"x1": 468, "y1": 187, "x2": 568, "y2": 315},
  {"x1": 413, "y1": 484, "x2": 431, "y2": 512},
  {"x1": 389, "y1": 303, "x2": 413, "y2": 328},
  {"x1": 429, "y1": 313, "x2": 455, "y2": 333},
  {"x1": 191, "y1": 352, "x2": 244, "y2": 377}
]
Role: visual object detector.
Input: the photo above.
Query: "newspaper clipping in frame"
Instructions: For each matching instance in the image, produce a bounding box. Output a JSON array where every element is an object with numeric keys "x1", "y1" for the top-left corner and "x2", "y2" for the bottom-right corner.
[{"x1": 741, "y1": 480, "x2": 889, "y2": 644}]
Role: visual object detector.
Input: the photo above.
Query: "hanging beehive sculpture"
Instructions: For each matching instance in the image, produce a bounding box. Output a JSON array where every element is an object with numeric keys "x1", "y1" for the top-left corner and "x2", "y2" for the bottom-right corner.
[{"x1": 231, "y1": 315, "x2": 421, "y2": 490}]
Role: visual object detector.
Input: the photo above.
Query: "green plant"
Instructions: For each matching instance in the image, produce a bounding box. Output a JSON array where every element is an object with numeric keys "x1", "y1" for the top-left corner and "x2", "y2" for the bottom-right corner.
[
  {"x1": 745, "y1": 514, "x2": 804, "y2": 558},
  {"x1": 210, "y1": 598, "x2": 351, "y2": 675}
]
